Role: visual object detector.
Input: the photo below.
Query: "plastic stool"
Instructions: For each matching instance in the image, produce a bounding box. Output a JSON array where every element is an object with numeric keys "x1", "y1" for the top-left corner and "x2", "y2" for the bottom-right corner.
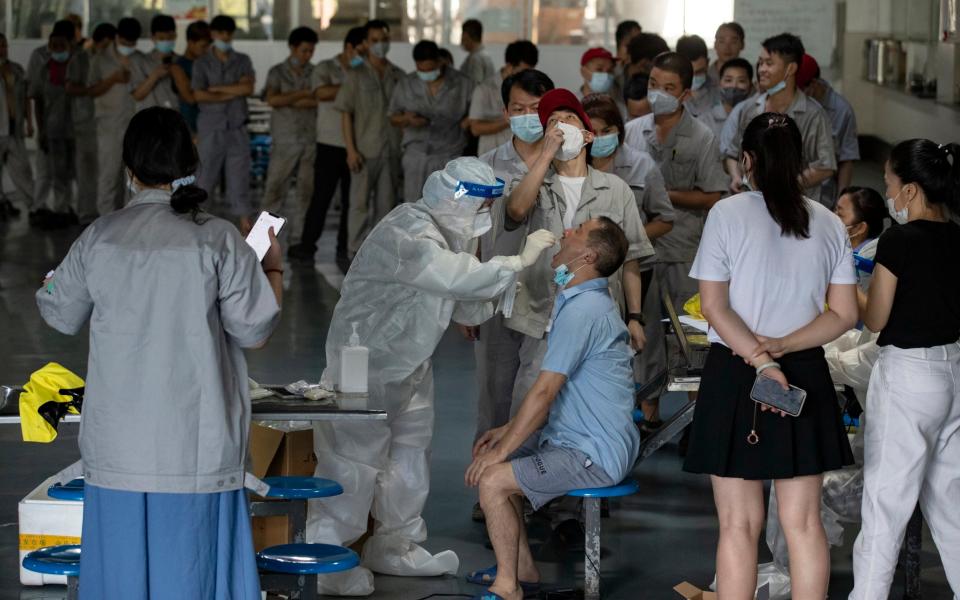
[
  {"x1": 22, "y1": 545, "x2": 80, "y2": 600},
  {"x1": 258, "y1": 543, "x2": 359, "y2": 600},
  {"x1": 47, "y1": 478, "x2": 85, "y2": 501},
  {"x1": 567, "y1": 479, "x2": 640, "y2": 600},
  {"x1": 249, "y1": 476, "x2": 343, "y2": 544}
]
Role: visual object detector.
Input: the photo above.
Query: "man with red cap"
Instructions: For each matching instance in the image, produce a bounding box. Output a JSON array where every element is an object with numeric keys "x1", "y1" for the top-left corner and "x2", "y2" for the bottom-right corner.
[
  {"x1": 473, "y1": 88, "x2": 651, "y2": 466},
  {"x1": 797, "y1": 52, "x2": 860, "y2": 205},
  {"x1": 578, "y1": 47, "x2": 626, "y2": 117}
]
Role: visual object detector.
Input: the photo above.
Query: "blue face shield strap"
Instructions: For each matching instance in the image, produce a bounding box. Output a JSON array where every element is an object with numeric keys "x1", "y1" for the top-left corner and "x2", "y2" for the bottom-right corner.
[{"x1": 453, "y1": 178, "x2": 506, "y2": 200}]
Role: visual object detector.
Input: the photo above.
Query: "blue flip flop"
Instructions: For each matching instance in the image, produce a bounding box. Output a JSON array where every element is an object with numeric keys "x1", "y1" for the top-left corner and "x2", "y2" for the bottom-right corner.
[
  {"x1": 472, "y1": 592, "x2": 507, "y2": 600},
  {"x1": 466, "y1": 565, "x2": 541, "y2": 595}
]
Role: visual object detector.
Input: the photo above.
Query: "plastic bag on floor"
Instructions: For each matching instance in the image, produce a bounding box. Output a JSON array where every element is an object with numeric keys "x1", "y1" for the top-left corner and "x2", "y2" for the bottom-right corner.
[{"x1": 756, "y1": 562, "x2": 792, "y2": 600}]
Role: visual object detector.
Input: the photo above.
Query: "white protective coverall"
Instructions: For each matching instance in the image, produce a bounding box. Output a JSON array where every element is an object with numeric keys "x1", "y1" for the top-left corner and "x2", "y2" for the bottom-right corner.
[{"x1": 307, "y1": 157, "x2": 555, "y2": 595}]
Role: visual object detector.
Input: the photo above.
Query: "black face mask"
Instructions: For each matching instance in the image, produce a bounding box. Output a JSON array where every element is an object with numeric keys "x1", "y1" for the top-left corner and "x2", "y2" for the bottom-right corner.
[{"x1": 720, "y1": 87, "x2": 751, "y2": 106}]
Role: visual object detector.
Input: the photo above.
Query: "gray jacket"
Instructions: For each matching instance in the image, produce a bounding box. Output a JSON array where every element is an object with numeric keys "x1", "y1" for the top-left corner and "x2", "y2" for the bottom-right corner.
[{"x1": 36, "y1": 189, "x2": 280, "y2": 493}]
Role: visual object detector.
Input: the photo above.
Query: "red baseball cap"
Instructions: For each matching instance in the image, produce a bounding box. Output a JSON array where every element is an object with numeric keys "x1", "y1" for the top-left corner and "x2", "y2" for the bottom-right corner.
[
  {"x1": 537, "y1": 88, "x2": 594, "y2": 133},
  {"x1": 580, "y1": 47, "x2": 614, "y2": 66},
  {"x1": 797, "y1": 53, "x2": 819, "y2": 89}
]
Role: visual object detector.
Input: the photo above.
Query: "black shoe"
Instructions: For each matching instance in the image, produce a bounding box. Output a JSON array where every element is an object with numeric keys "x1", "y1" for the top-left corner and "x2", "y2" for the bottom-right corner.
[
  {"x1": 554, "y1": 518, "x2": 585, "y2": 552},
  {"x1": 287, "y1": 243, "x2": 316, "y2": 263},
  {"x1": 0, "y1": 199, "x2": 19, "y2": 217},
  {"x1": 29, "y1": 209, "x2": 54, "y2": 228}
]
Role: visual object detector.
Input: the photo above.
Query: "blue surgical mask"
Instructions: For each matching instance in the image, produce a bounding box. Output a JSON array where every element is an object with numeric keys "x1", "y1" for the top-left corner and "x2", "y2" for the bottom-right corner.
[
  {"x1": 213, "y1": 39, "x2": 232, "y2": 53},
  {"x1": 589, "y1": 71, "x2": 613, "y2": 93},
  {"x1": 370, "y1": 41, "x2": 390, "y2": 59},
  {"x1": 154, "y1": 40, "x2": 175, "y2": 54},
  {"x1": 553, "y1": 256, "x2": 587, "y2": 288},
  {"x1": 590, "y1": 133, "x2": 619, "y2": 158},
  {"x1": 766, "y1": 78, "x2": 787, "y2": 96},
  {"x1": 691, "y1": 73, "x2": 707, "y2": 91},
  {"x1": 349, "y1": 55, "x2": 364, "y2": 68},
  {"x1": 116, "y1": 44, "x2": 136, "y2": 57},
  {"x1": 51, "y1": 51, "x2": 70, "y2": 63},
  {"x1": 509, "y1": 114, "x2": 544, "y2": 143},
  {"x1": 290, "y1": 56, "x2": 302, "y2": 67},
  {"x1": 417, "y1": 69, "x2": 440, "y2": 82}
]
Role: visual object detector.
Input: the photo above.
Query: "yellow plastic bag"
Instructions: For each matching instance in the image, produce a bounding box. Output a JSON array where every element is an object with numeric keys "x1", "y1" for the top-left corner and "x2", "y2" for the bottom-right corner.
[
  {"x1": 683, "y1": 293, "x2": 705, "y2": 321},
  {"x1": 19, "y1": 362, "x2": 84, "y2": 443}
]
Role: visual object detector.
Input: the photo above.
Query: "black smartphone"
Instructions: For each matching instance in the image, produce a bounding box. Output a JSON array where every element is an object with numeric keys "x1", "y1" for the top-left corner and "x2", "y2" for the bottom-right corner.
[{"x1": 750, "y1": 374, "x2": 807, "y2": 417}]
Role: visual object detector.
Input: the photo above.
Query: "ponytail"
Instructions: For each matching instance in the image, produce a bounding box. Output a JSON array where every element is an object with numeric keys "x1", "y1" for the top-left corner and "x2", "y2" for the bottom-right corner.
[
  {"x1": 171, "y1": 182, "x2": 208, "y2": 219},
  {"x1": 742, "y1": 112, "x2": 809, "y2": 238},
  {"x1": 889, "y1": 139, "x2": 960, "y2": 215}
]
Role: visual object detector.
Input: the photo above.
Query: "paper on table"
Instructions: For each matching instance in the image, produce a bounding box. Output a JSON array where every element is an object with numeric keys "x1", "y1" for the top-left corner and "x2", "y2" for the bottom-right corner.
[{"x1": 678, "y1": 315, "x2": 709, "y2": 333}]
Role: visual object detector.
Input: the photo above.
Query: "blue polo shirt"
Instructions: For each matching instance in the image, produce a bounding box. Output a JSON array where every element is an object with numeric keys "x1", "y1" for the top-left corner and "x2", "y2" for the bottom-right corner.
[{"x1": 539, "y1": 277, "x2": 640, "y2": 482}]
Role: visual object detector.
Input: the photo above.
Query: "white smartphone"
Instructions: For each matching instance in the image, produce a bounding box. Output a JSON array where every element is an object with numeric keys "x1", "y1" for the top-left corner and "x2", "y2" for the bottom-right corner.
[{"x1": 246, "y1": 211, "x2": 286, "y2": 261}]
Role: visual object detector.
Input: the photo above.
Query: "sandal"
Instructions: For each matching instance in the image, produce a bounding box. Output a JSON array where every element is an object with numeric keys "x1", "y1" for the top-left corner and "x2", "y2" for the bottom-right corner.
[{"x1": 466, "y1": 565, "x2": 541, "y2": 595}]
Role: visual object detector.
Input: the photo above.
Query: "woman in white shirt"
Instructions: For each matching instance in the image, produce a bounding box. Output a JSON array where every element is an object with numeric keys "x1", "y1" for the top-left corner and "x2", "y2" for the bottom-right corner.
[{"x1": 683, "y1": 112, "x2": 858, "y2": 600}]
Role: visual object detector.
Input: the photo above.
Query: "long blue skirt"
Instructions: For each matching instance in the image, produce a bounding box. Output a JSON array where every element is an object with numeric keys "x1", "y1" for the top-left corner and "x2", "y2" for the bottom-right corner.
[{"x1": 79, "y1": 483, "x2": 261, "y2": 600}]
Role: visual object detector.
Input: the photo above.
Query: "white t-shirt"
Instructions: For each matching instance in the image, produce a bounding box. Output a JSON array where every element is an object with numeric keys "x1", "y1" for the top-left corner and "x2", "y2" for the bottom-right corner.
[
  {"x1": 690, "y1": 191, "x2": 857, "y2": 345},
  {"x1": 557, "y1": 175, "x2": 586, "y2": 229}
]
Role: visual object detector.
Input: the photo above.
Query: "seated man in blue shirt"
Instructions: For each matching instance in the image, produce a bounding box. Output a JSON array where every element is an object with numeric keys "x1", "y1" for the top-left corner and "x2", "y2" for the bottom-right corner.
[{"x1": 465, "y1": 216, "x2": 641, "y2": 600}]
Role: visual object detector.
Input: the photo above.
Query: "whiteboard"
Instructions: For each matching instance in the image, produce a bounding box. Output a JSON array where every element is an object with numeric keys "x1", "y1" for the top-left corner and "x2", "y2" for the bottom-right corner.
[{"x1": 733, "y1": 0, "x2": 836, "y2": 68}]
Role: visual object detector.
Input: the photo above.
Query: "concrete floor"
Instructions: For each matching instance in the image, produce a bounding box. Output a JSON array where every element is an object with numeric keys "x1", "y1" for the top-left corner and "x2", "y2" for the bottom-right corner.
[{"x1": 0, "y1": 175, "x2": 953, "y2": 599}]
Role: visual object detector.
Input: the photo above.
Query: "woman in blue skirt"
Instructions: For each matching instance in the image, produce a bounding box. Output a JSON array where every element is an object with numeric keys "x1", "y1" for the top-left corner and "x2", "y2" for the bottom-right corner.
[{"x1": 37, "y1": 106, "x2": 283, "y2": 599}]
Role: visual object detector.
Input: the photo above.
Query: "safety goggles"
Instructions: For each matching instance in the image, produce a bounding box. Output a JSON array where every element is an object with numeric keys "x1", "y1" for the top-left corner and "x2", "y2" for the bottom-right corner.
[{"x1": 453, "y1": 178, "x2": 505, "y2": 200}]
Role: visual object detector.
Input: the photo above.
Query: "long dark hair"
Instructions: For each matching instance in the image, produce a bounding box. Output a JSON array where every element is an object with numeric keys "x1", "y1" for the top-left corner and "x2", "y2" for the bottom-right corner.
[
  {"x1": 122, "y1": 107, "x2": 207, "y2": 219},
  {"x1": 888, "y1": 139, "x2": 960, "y2": 214},
  {"x1": 839, "y1": 186, "x2": 887, "y2": 238},
  {"x1": 742, "y1": 112, "x2": 809, "y2": 238}
]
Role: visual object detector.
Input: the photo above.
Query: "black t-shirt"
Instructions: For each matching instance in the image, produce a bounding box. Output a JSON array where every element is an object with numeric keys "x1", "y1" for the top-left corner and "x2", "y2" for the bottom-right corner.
[{"x1": 874, "y1": 219, "x2": 960, "y2": 348}]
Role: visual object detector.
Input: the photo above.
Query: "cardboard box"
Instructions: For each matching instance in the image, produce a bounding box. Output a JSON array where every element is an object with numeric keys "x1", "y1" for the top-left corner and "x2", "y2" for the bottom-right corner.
[
  {"x1": 249, "y1": 424, "x2": 318, "y2": 551},
  {"x1": 675, "y1": 581, "x2": 769, "y2": 600},
  {"x1": 18, "y1": 475, "x2": 84, "y2": 586}
]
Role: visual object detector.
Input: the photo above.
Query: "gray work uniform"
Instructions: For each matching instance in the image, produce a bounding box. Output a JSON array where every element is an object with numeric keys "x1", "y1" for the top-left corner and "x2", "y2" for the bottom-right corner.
[
  {"x1": 469, "y1": 74, "x2": 511, "y2": 156},
  {"x1": 504, "y1": 167, "x2": 653, "y2": 439},
  {"x1": 333, "y1": 60, "x2": 405, "y2": 255},
  {"x1": 473, "y1": 139, "x2": 534, "y2": 438},
  {"x1": 460, "y1": 47, "x2": 495, "y2": 85},
  {"x1": 685, "y1": 83, "x2": 720, "y2": 122},
  {"x1": 817, "y1": 82, "x2": 860, "y2": 207},
  {"x1": 718, "y1": 94, "x2": 755, "y2": 159},
  {"x1": 724, "y1": 90, "x2": 837, "y2": 205},
  {"x1": 36, "y1": 188, "x2": 280, "y2": 493},
  {"x1": 129, "y1": 50, "x2": 180, "y2": 111},
  {"x1": 66, "y1": 48, "x2": 98, "y2": 223},
  {"x1": 90, "y1": 44, "x2": 136, "y2": 216},
  {"x1": 575, "y1": 85, "x2": 628, "y2": 121},
  {"x1": 0, "y1": 60, "x2": 35, "y2": 211},
  {"x1": 388, "y1": 68, "x2": 473, "y2": 203},
  {"x1": 623, "y1": 109, "x2": 728, "y2": 314},
  {"x1": 261, "y1": 59, "x2": 317, "y2": 235},
  {"x1": 27, "y1": 46, "x2": 53, "y2": 209},
  {"x1": 193, "y1": 49, "x2": 256, "y2": 217},
  {"x1": 29, "y1": 57, "x2": 75, "y2": 215},
  {"x1": 611, "y1": 144, "x2": 674, "y2": 399},
  {"x1": 693, "y1": 99, "x2": 733, "y2": 150}
]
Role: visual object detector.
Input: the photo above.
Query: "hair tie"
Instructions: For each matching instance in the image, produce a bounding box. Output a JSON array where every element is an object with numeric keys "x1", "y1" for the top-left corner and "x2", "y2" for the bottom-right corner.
[{"x1": 172, "y1": 175, "x2": 196, "y2": 191}]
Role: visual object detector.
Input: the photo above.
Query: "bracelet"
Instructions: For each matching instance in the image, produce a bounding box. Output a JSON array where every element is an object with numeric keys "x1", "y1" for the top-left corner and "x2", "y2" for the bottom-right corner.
[
  {"x1": 626, "y1": 312, "x2": 646, "y2": 327},
  {"x1": 755, "y1": 361, "x2": 780, "y2": 375},
  {"x1": 264, "y1": 269, "x2": 284, "y2": 276}
]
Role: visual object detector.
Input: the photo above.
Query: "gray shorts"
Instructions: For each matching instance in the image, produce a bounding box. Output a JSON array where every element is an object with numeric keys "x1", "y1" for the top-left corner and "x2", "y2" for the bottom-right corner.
[{"x1": 509, "y1": 436, "x2": 615, "y2": 510}]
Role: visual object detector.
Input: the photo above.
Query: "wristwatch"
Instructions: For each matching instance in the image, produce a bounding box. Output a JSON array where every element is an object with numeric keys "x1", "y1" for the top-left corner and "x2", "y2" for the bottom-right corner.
[{"x1": 626, "y1": 312, "x2": 646, "y2": 327}]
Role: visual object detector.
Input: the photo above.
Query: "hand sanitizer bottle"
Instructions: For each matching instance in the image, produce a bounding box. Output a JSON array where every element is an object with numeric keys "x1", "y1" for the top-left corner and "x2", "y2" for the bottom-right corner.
[{"x1": 339, "y1": 322, "x2": 369, "y2": 393}]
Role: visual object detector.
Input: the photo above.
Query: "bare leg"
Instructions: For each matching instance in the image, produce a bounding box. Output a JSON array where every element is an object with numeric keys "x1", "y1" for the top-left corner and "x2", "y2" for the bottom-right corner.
[
  {"x1": 479, "y1": 463, "x2": 529, "y2": 600},
  {"x1": 775, "y1": 475, "x2": 829, "y2": 600},
  {"x1": 711, "y1": 475, "x2": 765, "y2": 600},
  {"x1": 510, "y1": 494, "x2": 539, "y2": 584}
]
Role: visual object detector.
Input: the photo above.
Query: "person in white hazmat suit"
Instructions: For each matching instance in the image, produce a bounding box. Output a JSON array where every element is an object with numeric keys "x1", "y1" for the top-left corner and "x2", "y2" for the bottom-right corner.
[{"x1": 307, "y1": 156, "x2": 558, "y2": 596}]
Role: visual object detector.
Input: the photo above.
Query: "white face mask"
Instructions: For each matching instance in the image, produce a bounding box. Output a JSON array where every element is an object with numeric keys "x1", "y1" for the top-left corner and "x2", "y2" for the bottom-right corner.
[
  {"x1": 471, "y1": 208, "x2": 492, "y2": 238},
  {"x1": 647, "y1": 89, "x2": 680, "y2": 116},
  {"x1": 126, "y1": 170, "x2": 139, "y2": 196},
  {"x1": 887, "y1": 189, "x2": 909, "y2": 224},
  {"x1": 555, "y1": 122, "x2": 586, "y2": 162}
]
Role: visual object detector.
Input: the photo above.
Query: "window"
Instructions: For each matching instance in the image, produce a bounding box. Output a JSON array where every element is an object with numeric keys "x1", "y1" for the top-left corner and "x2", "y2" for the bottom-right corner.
[
  {"x1": 213, "y1": 0, "x2": 289, "y2": 40},
  {"x1": 12, "y1": 0, "x2": 83, "y2": 39},
  {"x1": 450, "y1": 0, "x2": 529, "y2": 46},
  {"x1": 89, "y1": 0, "x2": 168, "y2": 37},
  {"x1": 301, "y1": 0, "x2": 371, "y2": 42}
]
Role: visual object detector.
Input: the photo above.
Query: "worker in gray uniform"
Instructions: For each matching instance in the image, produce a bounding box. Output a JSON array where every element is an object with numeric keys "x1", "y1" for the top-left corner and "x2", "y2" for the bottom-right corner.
[
  {"x1": 0, "y1": 33, "x2": 35, "y2": 222},
  {"x1": 262, "y1": 27, "x2": 319, "y2": 236},
  {"x1": 88, "y1": 17, "x2": 138, "y2": 216},
  {"x1": 192, "y1": 15, "x2": 255, "y2": 219},
  {"x1": 129, "y1": 14, "x2": 180, "y2": 112}
]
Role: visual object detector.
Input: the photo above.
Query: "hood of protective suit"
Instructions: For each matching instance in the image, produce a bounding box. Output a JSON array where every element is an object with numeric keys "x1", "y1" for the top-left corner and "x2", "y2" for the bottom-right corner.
[{"x1": 418, "y1": 157, "x2": 502, "y2": 246}]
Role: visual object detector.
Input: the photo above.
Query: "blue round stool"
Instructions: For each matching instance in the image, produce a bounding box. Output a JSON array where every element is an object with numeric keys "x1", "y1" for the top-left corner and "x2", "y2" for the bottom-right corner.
[
  {"x1": 567, "y1": 478, "x2": 639, "y2": 600},
  {"x1": 262, "y1": 476, "x2": 343, "y2": 500},
  {"x1": 47, "y1": 478, "x2": 84, "y2": 502},
  {"x1": 258, "y1": 543, "x2": 359, "y2": 600},
  {"x1": 22, "y1": 545, "x2": 81, "y2": 600}
]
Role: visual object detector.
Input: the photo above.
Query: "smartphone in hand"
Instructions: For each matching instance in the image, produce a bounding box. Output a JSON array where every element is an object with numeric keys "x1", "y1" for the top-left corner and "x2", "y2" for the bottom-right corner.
[
  {"x1": 245, "y1": 211, "x2": 286, "y2": 261},
  {"x1": 750, "y1": 374, "x2": 807, "y2": 417}
]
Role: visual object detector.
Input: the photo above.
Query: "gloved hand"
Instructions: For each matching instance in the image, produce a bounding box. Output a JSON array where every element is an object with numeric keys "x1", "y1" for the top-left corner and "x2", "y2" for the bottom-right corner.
[{"x1": 519, "y1": 229, "x2": 558, "y2": 268}]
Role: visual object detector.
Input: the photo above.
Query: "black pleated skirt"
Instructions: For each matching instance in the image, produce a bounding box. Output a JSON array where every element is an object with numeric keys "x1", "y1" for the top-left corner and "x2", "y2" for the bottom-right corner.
[{"x1": 683, "y1": 344, "x2": 854, "y2": 480}]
